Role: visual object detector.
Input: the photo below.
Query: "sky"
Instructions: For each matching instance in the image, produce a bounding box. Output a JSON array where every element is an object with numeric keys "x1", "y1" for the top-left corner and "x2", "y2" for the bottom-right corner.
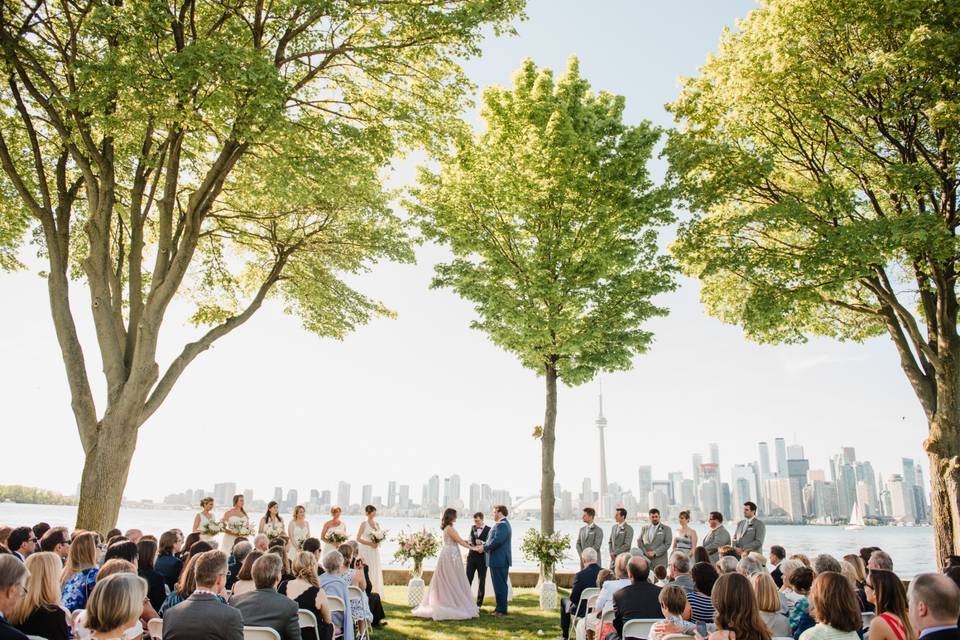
[{"x1": 0, "y1": 0, "x2": 930, "y2": 505}]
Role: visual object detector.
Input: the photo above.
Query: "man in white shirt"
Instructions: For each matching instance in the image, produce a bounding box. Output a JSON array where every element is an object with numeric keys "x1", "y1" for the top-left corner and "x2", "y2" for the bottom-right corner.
[{"x1": 732, "y1": 501, "x2": 765, "y2": 555}]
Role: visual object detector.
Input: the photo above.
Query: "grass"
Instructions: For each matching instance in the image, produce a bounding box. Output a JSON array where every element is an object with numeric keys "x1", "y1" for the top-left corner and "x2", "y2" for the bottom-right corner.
[{"x1": 373, "y1": 586, "x2": 565, "y2": 640}]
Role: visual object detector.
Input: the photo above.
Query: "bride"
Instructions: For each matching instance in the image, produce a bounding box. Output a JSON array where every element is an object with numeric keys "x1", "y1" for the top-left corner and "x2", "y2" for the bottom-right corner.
[{"x1": 412, "y1": 508, "x2": 479, "y2": 621}]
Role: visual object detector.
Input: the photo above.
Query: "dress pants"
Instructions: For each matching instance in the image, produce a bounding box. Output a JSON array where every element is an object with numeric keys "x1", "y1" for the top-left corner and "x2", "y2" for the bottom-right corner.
[
  {"x1": 465, "y1": 554, "x2": 487, "y2": 606},
  {"x1": 560, "y1": 597, "x2": 575, "y2": 639},
  {"x1": 490, "y1": 566, "x2": 509, "y2": 614}
]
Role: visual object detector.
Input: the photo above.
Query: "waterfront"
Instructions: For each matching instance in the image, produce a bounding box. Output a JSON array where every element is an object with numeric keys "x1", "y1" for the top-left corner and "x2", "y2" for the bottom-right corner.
[{"x1": 0, "y1": 503, "x2": 937, "y2": 577}]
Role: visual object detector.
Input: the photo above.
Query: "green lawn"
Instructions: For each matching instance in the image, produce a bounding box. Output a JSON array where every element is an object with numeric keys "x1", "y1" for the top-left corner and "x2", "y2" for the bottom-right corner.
[{"x1": 373, "y1": 586, "x2": 565, "y2": 640}]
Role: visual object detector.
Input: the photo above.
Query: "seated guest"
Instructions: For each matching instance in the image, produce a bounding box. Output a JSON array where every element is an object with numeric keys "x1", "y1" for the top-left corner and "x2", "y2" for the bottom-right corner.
[
  {"x1": 318, "y1": 551, "x2": 355, "y2": 640},
  {"x1": 792, "y1": 554, "x2": 812, "y2": 568},
  {"x1": 9, "y1": 552, "x2": 70, "y2": 640},
  {"x1": 230, "y1": 553, "x2": 300, "y2": 640},
  {"x1": 105, "y1": 529, "x2": 122, "y2": 543},
  {"x1": 799, "y1": 572, "x2": 862, "y2": 640},
  {"x1": 343, "y1": 540, "x2": 385, "y2": 627},
  {"x1": 670, "y1": 552, "x2": 695, "y2": 593},
  {"x1": 103, "y1": 540, "x2": 138, "y2": 567},
  {"x1": 866, "y1": 570, "x2": 913, "y2": 640},
  {"x1": 155, "y1": 530, "x2": 184, "y2": 591},
  {"x1": 695, "y1": 547, "x2": 711, "y2": 565},
  {"x1": 814, "y1": 555, "x2": 842, "y2": 576},
  {"x1": 690, "y1": 561, "x2": 719, "y2": 624},
  {"x1": 160, "y1": 552, "x2": 204, "y2": 615},
  {"x1": 89, "y1": 559, "x2": 159, "y2": 630},
  {"x1": 162, "y1": 550, "x2": 241, "y2": 640},
  {"x1": 137, "y1": 538, "x2": 167, "y2": 611},
  {"x1": 652, "y1": 585, "x2": 696, "y2": 638},
  {"x1": 907, "y1": 573, "x2": 959, "y2": 640},
  {"x1": 302, "y1": 538, "x2": 322, "y2": 563},
  {"x1": 843, "y1": 554, "x2": 872, "y2": 613},
  {"x1": 709, "y1": 573, "x2": 771, "y2": 640},
  {"x1": 739, "y1": 554, "x2": 765, "y2": 577},
  {"x1": 230, "y1": 550, "x2": 263, "y2": 600},
  {"x1": 227, "y1": 541, "x2": 253, "y2": 590},
  {"x1": 718, "y1": 556, "x2": 739, "y2": 575},
  {"x1": 7, "y1": 528, "x2": 36, "y2": 562},
  {"x1": 123, "y1": 530, "x2": 143, "y2": 545},
  {"x1": 769, "y1": 546, "x2": 786, "y2": 588},
  {"x1": 39, "y1": 528, "x2": 71, "y2": 563},
  {"x1": 32, "y1": 524, "x2": 51, "y2": 542},
  {"x1": 654, "y1": 565, "x2": 669, "y2": 586},
  {"x1": 612, "y1": 556, "x2": 663, "y2": 640},
  {"x1": 253, "y1": 534, "x2": 270, "y2": 553},
  {"x1": 752, "y1": 572, "x2": 791, "y2": 638},
  {"x1": 179, "y1": 533, "x2": 201, "y2": 559},
  {"x1": 61, "y1": 531, "x2": 99, "y2": 611},
  {"x1": 719, "y1": 546, "x2": 740, "y2": 559},
  {"x1": 868, "y1": 551, "x2": 893, "y2": 573},
  {"x1": 267, "y1": 545, "x2": 295, "y2": 582},
  {"x1": 561, "y1": 548, "x2": 602, "y2": 640},
  {"x1": 338, "y1": 544, "x2": 372, "y2": 633},
  {"x1": 84, "y1": 573, "x2": 147, "y2": 640},
  {"x1": 0, "y1": 526, "x2": 12, "y2": 551},
  {"x1": 943, "y1": 566, "x2": 960, "y2": 621},
  {"x1": 0, "y1": 555, "x2": 30, "y2": 640},
  {"x1": 585, "y1": 553, "x2": 632, "y2": 640},
  {"x1": 783, "y1": 566, "x2": 814, "y2": 623},
  {"x1": 279, "y1": 551, "x2": 334, "y2": 640},
  {"x1": 859, "y1": 548, "x2": 880, "y2": 569}
]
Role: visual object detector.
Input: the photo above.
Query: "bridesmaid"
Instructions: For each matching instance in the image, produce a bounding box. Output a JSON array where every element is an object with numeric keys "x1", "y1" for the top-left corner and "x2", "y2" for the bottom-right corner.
[
  {"x1": 320, "y1": 506, "x2": 347, "y2": 555},
  {"x1": 287, "y1": 505, "x2": 310, "y2": 561},
  {"x1": 259, "y1": 501, "x2": 285, "y2": 543},
  {"x1": 192, "y1": 497, "x2": 218, "y2": 542},
  {"x1": 221, "y1": 494, "x2": 249, "y2": 554},
  {"x1": 356, "y1": 505, "x2": 384, "y2": 595},
  {"x1": 671, "y1": 510, "x2": 698, "y2": 557}
]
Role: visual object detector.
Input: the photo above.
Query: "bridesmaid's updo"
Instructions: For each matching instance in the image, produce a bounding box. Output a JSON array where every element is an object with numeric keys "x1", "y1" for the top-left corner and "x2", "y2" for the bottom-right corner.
[
  {"x1": 330, "y1": 506, "x2": 342, "y2": 517},
  {"x1": 441, "y1": 508, "x2": 457, "y2": 530},
  {"x1": 365, "y1": 505, "x2": 377, "y2": 516},
  {"x1": 200, "y1": 497, "x2": 213, "y2": 509}
]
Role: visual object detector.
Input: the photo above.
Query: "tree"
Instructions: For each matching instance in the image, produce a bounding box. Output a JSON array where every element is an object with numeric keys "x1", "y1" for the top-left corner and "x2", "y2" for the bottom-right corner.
[
  {"x1": 664, "y1": 0, "x2": 960, "y2": 561},
  {"x1": 413, "y1": 57, "x2": 676, "y2": 537},
  {"x1": 0, "y1": 0, "x2": 524, "y2": 533}
]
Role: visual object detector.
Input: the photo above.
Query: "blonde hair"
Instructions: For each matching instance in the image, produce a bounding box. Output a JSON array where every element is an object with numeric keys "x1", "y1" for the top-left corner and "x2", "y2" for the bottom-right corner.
[
  {"x1": 751, "y1": 571, "x2": 782, "y2": 613},
  {"x1": 840, "y1": 561, "x2": 859, "y2": 587},
  {"x1": 96, "y1": 559, "x2": 136, "y2": 581},
  {"x1": 842, "y1": 554, "x2": 866, "y2": 583},
  {"x1": 293, "y1": 551, "x2": 320, "y2": 588},
  {"x1": 615, "y1": 552, "x2": 631, "y2": 579},
  {"x1": 330, "y1": 506, "x2": 342, "y2": 516},
  {"x1": 659, "y1": 584, "x2": 689, "y2": 616},
  {"x1": 10, "y1": 552, "x2": 62, "y2": 625},
  {"x1": 85, "y1": 573, "x2": 147, "y2": 633},
  {"x1": 62, "y1": 531, "x2": 98, "y2": 588}
]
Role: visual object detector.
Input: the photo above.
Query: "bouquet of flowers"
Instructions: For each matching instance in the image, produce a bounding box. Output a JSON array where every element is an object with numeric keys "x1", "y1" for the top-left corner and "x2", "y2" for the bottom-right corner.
[
  {"x1": 521, "y1": 528, "x2": 570, "y2": 581},
  {"x1": 199, "y1": 520, "x2": 222, "y2": 536},
  {"x1": 368, "y1": 529, "x2": 388, "y2": 546},
  {"x1": 393, "y1": 529, "x2": 440, "y2": 577},
  {"x1": 222, "y1": 519, "x2": 256, "y2": 537},
  {"x1": 264, "y1": 522, "x2": 284, "y2": 542},
  {"x1": 325, "y1": 530, "x2": 349, "y2": 545}
]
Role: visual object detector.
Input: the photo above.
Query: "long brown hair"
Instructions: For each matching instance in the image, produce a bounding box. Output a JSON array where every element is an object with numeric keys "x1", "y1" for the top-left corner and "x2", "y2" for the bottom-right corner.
[
  {"x1": 174, "y1": 552, "x2": 203, "y2": 598},
  {"x1": 712, "y1": 573, "x2": 772, "y2": 640},
  {"x1": 441, "y1": 508, "x2": 457, "y2": 530},
  {"x1": 869, "y1": 570, "x2": 914, "y2": 640},
  {"x1": 810, "y1": 571, "x2": 861, "y2": 633},
  {"x1": 61, "y1": 531, "x2": 98, "y2": 588},
  {"x1": 237, "y1": 550, "x2": 264, "y2": 582},
  {"x1": 232, "y1": 494, "x2": 247, "y2": 516}
]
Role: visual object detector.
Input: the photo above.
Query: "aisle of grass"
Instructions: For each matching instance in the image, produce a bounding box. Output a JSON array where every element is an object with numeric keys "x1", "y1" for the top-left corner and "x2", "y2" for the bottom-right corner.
[{"x1": 373, "y1": 586, "x2": 561, "y2": 640}]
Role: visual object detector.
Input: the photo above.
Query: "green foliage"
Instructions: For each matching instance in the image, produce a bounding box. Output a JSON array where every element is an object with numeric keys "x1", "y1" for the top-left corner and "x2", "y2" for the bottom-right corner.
[
  {"x1": 665, "y1": 0, "x2": 960, "y2": 345},
  {"x1": 520, "y1": 528, "x2": 570, "y2": 572},
  {"x1": 413, "y1": 57, "x2": 676, "y2": 383},
  {"x1": 0, "y1": 485, "x2": 77, "y2": 505}
]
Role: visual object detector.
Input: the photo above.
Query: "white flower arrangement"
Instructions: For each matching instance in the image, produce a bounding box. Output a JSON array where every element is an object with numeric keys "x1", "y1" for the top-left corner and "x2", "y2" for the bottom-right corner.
[
  {"x1": 199, "y1": 520, "x2": 223, "y2": 536},
  {"x1": 368, "y1": 529, "x2": 388, "y2": 545},
  {"x1": 222, "y1": 519, "x2": 256, "y2": 537},
  {"x1": 325, "y1": 530, "x2": 349, "y2": 545}
]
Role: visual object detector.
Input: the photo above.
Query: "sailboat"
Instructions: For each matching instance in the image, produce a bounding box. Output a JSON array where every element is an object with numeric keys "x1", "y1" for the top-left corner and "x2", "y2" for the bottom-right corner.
[{"x1": 845, "y1": 502, "x2": 865, "y2": 531}]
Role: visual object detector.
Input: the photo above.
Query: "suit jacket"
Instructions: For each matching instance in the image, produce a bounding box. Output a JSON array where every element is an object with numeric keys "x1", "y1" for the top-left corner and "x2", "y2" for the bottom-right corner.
[
  {"x1": 161, "y1": 592, "x2": 243, "y2": 640},
  {"x1": 577, "y1": 523, "x2": 604, "y2": 560},
  {"x1": 468, "y1": 525, "x2": 491, "y2": 562},
  {"x1": 732, "y1": 518, "x2": 765, "y2": 553},
  {"x1": 230, "y1": 588, "x2": 300, "y2": 640},
  {"x1": 0, "y1": 618, "x2": 29, "y2": 640},
  {"x1": 608, "y1": 523, "x2": 634, "y2": 559},
  {"x1": 484, "y1": 519, "x2": 512, "y2": 568},
  {"x1": 568, "y1": 563, "x2": 602, "y2": 617},
  {"x1": 637, "y1": 523, "x2": 672, "y2": 568},
  {"x1": 612, "y1": 581, "x2": 664, "y2": 636},
  {"x1": 771, "y1": 563, "x2": 783, "y2": 588},
  {"x1": 702, "y1": 525, "x2": 731, "y2": 563},
  {"x1": 918, "y1": 628, "x2": 960, "y2": 640}
]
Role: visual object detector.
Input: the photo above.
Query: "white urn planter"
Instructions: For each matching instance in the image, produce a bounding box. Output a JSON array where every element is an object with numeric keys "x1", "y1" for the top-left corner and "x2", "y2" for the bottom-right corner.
[
  {"x1": 539, "y1": 580, "x2": 558, "y2": 610},
  {"x1": 407, "y1": 576, "x2": 426, "y2": 607}
]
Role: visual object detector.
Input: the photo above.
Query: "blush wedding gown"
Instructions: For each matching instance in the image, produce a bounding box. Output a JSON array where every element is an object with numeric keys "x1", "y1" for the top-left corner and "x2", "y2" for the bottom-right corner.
[{"x1": 411, "y1": 526, "x2": 480, "y2": 621}]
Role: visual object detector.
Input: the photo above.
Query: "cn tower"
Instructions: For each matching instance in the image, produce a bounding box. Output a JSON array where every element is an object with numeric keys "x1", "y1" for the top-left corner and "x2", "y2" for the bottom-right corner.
[{"x1": 596, "y1": 380, "x2": 608, "y2": 518}]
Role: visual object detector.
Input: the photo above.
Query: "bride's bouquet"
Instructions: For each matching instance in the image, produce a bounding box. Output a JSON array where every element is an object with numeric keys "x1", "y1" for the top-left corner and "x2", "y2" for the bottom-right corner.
[
  {"x1": 222, "y1": 519, "x2": 256, "y2": 537},
  {"x1": 368, "y1": 529, "x2": 388, "y2": 546},
  {"x1": 393, "y1": 529, "x2": 440, "y2": 577},
  {"x1": 199, "y1": 520, "x2": 222, "y2": 537},
  {"x1": 325, "y1": 530, "x2": 349, "y2": 546},
  {"x1": 521, "y1": 528, "x2": 570, "y2": 581}
]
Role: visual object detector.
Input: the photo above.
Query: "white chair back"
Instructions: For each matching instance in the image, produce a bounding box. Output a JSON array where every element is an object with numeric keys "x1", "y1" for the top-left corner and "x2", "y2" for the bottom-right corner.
[
  {"x1": 147, "y1": 617, "x2": 163, "y2": 640},
  {"x1": 347, "y1": 585, "x2": 365, "y2": 602},
  {"x1": 243, "y1": 627, "x2": 281, "y2": 640},
  {"x1": 585, "y1": 593, "x2": 599, "y2": 616},
  {"x1": 298, "y1": 609, "x2": 320, "y2": 640},
  {"x1": 601, "y1": 608, "x2": 616, "y2": 624},
  {"x1": 862, "y1": 612, "x2": 876, "y2": 629},
  {"x1": 26, "y1": 636, "x2": 48, "y2": 640},
  {"x1": 574, "y1": 586, "x2": 601, "y2": 620},
  {"x1": 326, "y1": 594, "x2": 346, "y2": 613},
  {"x1": 622, "y1": 617, "x2": 662, "y2": 639}
]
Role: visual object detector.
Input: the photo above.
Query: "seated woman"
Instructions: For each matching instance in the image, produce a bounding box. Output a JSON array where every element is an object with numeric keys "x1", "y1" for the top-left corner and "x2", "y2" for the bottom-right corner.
[
  {"x1": 752, "y1": 572, "x2": 791, "y2": 638},
  {"x1": 279, "y1": 551, "x2": 334, "y2": 640},
  {"x1": 865, "y1": 570, "x2": 913, "y2": 640},
  {"x1": 154, "y1": 530, "x2": 184, "y2": 591},
  {"x1": 586, "y1": 552, "x2": 631, "y2": 640},
  {"x1": 799, "y1": 572, "x2": 863, "y2": 640},
  {"x1": 706, "y1": 573, "x2": 771, "y2": 640},
  {"x1": 61, "y1": 531, "x2": 99, "y2": 612},
  {"x1": 10, "y1": 552, "x2": 71, "y2": 640},
  {"x1": 228, "y1": 550, "x2": 263, "y2": 600},
  {"x1": 689, "y1": 561, "x2": 720, "y2": 625},
  {"x1": 785, "y1": 567, "x2": 814, "y2": 633},
  {"x1": 137, "y1": 538, "x2": 167, "y2": 612},
  {"x1": 84, "y1": 574, "x2": 148, "y2": 640},
  {"x1": 338, "y1": 544, "x2": 373, "y2": 635}
]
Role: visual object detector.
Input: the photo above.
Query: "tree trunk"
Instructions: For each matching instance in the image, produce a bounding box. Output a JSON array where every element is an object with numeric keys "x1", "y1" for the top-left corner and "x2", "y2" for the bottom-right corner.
[
  {"x1": 541, "y1": 362, "x2": 558, "y2": 536},
  {"x1": 75, "y1": 416, "x2": 140, "y2": 533},
  {"x1": 928, "y1": 355, "x2": 960, "y2": 565}
]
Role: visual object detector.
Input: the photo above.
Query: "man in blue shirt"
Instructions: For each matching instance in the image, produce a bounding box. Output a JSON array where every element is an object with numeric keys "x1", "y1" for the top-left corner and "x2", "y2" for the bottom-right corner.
[{"x1": 907, "y1": 573, "x2": 959, "y2": 640}]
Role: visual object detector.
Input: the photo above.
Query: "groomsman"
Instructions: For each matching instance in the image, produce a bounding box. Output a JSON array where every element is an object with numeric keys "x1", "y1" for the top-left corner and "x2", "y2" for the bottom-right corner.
[
  {"x1": 701, "y1": 511, "x2": 731, "y2": 564},
  {"x1": 608, "y1": 508, "x2": 633, "y2": 569},
  {"x1": 732, "y1": 501, "x2": 766, "y2": 555},
  {"x1": 637, "y1": 508, "x2": 672, "y2": 569},
  {"x1": 576, "y1": 508, "x2": 603, "y2": 568},
  {"x1": 466, "y1": 512, "x2": 490, "y2": 607}
]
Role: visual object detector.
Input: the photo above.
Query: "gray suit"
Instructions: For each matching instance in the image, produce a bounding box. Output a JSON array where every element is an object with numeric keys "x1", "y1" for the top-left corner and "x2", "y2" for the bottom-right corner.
[
  {"x1": 161, "y1": 592, "x2": 243, "y2": 640},
  {"x1": 576, "y1": 523, "x2": 604, "y2": 563},
  {"x1": 637, "y1": 523, "x2": 672, "y2": 569},
  {"x1": 701, "y1": 525, "x2": 731, "y2": 564},
  {"x1": 732, "y1": 518, "x2": 765, "y2": 554},
  {"x1": 608, "y1": 523, "x2": 634, "y2": 568},
  {"x1": 230, "y1": 588, "x2": 300, "y2": 640}
]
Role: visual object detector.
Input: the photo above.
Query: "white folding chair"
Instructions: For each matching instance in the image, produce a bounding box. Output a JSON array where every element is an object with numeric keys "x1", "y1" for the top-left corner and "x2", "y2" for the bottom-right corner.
[
  {"x1": 572, "y1": 587, "x2": 601, "y2": 627},
  {"x1": 861, "y1": 612, "x2": 876, "y2": 630},
  {"x1": 601, "y1": 608, "x2": 615, "y2": 625},
  {"x1": 346, "y1": 586, "x2": 369, "y2": 640},
  {"x1": 622, "y1": 618, "x2": 663, "y2": 639},
  {"x1": 146, "y1": 617, "x2": 163, "y2": 640},
  {"x1": 243, "y1": 627, "x2": 281, "y2": 640},
  {"x1": 26, "y1": 636, "x2": 48, "y2": 640},
  {"x1": 326, "y1": 595, "x2": 346, "y2": 639},
  {"x1": 298, "y1": 609, "x2": 320, "y2": 640},
  {"x1": 584, "y1": 594, "x2": 599, "y2": 617}
]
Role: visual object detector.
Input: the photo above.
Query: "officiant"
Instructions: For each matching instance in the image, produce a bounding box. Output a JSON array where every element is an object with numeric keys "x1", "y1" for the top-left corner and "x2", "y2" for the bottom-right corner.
[{"x1": 466, "y1": 512, "x2": 490, "y2": 607}]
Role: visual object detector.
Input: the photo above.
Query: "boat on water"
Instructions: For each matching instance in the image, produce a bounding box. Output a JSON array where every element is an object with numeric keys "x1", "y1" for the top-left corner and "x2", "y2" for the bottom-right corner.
[{"x1": 845, "y1": 503, "x2": 865, "y2": 531}]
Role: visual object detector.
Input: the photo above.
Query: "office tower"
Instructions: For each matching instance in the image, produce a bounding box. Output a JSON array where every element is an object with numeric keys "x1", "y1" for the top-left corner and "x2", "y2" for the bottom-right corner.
[
  {"x1": 398, "y1": 485, "x2": 410, "y2": 510},
  {"x1": 243, "y1": 489, "x2": 254, "y2": 504},
  {"x1": 668, "y1": 472, "x2": 684, "y2": 505},
  {"x1": 731, "y1": 464, "x2": 758, "y2": 510},
  {"x1": 580, "y1": 477, "x2": 594, "y2": 509},
  {"x1": 649, "y1": 483, "x2": 670, "y2": 512},
  {"x1": 804, "y1": 479, "x2": 840, "y2": 522},
  {"x1": 887, "y1": 474, "x2": 916, "y2": 522},
  {"x1": 387, "y1": 482, "x2": 397, "y2": 508},
  {"x1": 692, "y1": 454, "x2": 703, "y2": 508},
  {"x1": 786, "y1": 444, "x2": 804, "y2": 460},
  {"x1": 699, "y1": 464, "x2": 721, "y2": 513},
  {"x1": 774, "y1": 438, "x2": 788, "y2": 477},
  {"x1": 213, "y1": 482, "x2": 236, "y2": 508},
  {"x1": 361, "y1": 485, "x2": 373, "y2": 507},
  {"x1": 560, "y1": 490, "x2": 574, "y2": 520},
  {"x1": 914, "y1": 465, "x2": 928, "y2": 521},
  {"x1": 856, "y1": 481, "x2": 873, "y2": 516},
  {"x1": 286, "y1": 489, "x2": 298, "y2": 510},
  {"x1": 708, "y1": 443, "x2": 720, "y2": 466},
  {"x1": 336, "y1": 481, "x2": 351, "y2": 508},
  {"x1": 320, "y1": 490, "x2": 331, "y2": 507},
  {"x1": 680, "y1": 479, "x2": 696, "y2": 509},
  {"x1": 443, "y1": 474, "x2": 461, "y2": 507},
  {"x1": 764, "y1": 477, "x2": 802, "y2": 521},
  {"x1": 469, "y1": 484, "x2": 481, "y2": 513},
  {"x1": 758, "y1": 442, "x2": 771, "y2": 478},
  {"x1": 427, "y1": 475, "x2": 440, "y2": 509},
  {"x1": 274, "y1": 487, "x2": 283, "y2": 504},
  {"x1": 854, "y1": 461, "x2": 879, "y2": 514},
  {"x1": 787, "y1": 458, "x2": 810, "y2": 517},
  {"x1": 842, "y1": 447, "x2": 856, "y2": 464},
  {"x1": 638, "y1": 466, "x2": 652, "y2": 512},
  {"x1": 596, "y1": 389, "x2": 609, "y2": 518}
]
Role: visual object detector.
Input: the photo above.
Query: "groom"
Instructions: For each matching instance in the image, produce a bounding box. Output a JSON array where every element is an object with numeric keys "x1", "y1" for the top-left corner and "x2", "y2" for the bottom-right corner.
[{"x1": 473, "y1": 504, "x2": 512, "y2": 616}]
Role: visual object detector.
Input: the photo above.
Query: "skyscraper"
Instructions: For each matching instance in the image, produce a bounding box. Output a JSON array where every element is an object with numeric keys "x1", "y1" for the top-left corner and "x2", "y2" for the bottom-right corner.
[
  {"x1": 398, "y1": 485, "x2": 410, "y2": 510},
  {"x1": 638, "y1": 466, "x2": 652, "y2": 512},
  {"x1": 273, "y1": 487, "x2": 283, "y2": 504},
  {"x1": 387, "y1": 481, "x2": 397, "y2": 508},
  {"x1": 708, "y1": 442, "x2": 720, "y2": 466},
  {"x1": 336, "y1": 481, "x2": 350, "y2": 509},
  {"x1": 758, "y1": 442, "x2": 771, "y2": 478},
  {"x1": 774, "y1": 438, "x2": 788, "y2": 477},
  {"x1": 427, "y1": 475, "x2": 440, "y2": 509},
  {"x1": 443, "y1": 474, "x2": 461, "y2": 507},
  {"x1": 596, "y1": 387, "x2": 609, "y2": 518},
  {"x1": 213, "y1": 482, "x2": 236, "y2": 508},
  {"x1": 361, "y1": 485, "x2": 373, "y2": 507}
]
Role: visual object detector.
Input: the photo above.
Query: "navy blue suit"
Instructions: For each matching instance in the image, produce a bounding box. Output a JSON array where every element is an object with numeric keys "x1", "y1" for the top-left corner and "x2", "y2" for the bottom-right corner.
[
  {"x1": 560, "y1": 562, "x2": 602, "y2": 639},
  {"x1": 483, "y1": 518, "x2": 512, "y2": 614}
]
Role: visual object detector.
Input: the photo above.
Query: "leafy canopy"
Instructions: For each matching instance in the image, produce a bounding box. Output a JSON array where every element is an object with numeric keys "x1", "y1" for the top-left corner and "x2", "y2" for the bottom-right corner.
[{"x1": 413, "y1": 57, "x2": 676, "y2": 383}]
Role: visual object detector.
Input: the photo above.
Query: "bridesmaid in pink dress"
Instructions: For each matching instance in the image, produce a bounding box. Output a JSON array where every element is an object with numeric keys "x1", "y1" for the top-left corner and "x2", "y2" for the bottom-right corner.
[{"x1": 412, "y1": 509, "x2": 481, "y2": 621}]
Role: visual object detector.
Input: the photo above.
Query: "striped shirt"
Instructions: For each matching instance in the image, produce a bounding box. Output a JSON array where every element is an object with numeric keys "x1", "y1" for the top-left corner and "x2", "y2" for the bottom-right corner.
[{"x1": 689, "y1": 590, "x2": 716, "y2": 624}]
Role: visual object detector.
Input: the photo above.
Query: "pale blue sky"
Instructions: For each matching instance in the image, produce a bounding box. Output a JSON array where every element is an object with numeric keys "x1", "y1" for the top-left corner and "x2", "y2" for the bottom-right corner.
[{"x1": 0, "y1": 0, "x2": 928, "y2": 503}]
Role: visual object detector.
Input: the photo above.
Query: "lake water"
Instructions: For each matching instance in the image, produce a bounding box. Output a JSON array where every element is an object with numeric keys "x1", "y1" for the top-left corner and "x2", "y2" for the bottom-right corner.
[{"x1": 0, "y1": 503, "x2": 937, "y2": 577}]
